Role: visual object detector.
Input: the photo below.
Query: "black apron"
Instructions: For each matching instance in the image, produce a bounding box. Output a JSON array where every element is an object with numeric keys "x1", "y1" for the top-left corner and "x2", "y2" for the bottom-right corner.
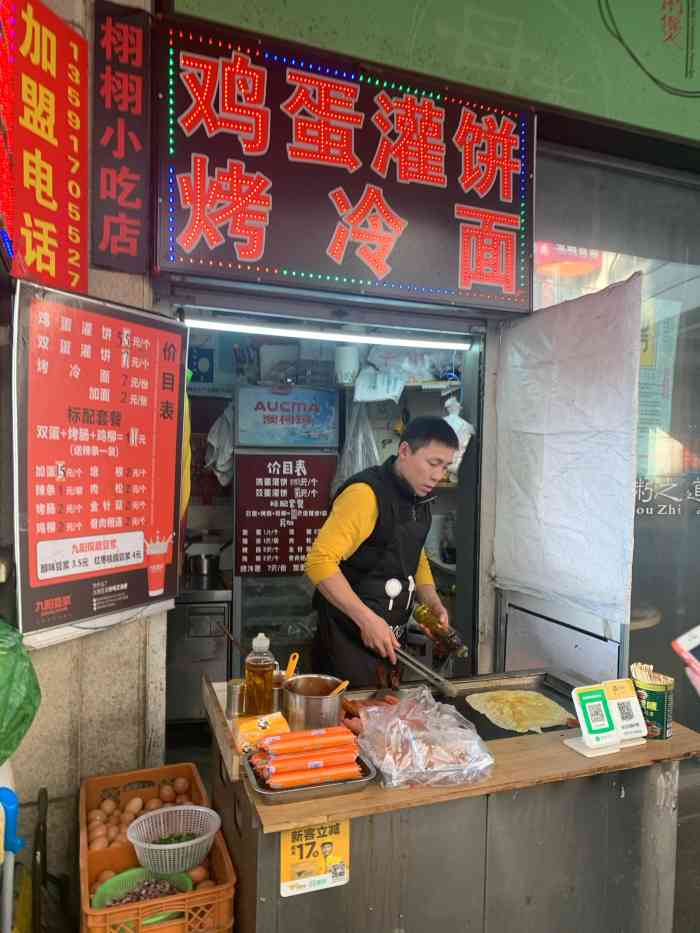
[{"x1": 311, "y1": 457, "x2": 432, "y2": 687}]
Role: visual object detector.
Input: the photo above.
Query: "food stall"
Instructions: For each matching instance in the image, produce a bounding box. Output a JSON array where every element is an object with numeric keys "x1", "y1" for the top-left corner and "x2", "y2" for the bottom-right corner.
[
  {"x1": 202, "y1": 672, "x2": 700, "y2": 933},
  {"x1": 151, "y1": 14, "x2": 699, "y2": 933}
]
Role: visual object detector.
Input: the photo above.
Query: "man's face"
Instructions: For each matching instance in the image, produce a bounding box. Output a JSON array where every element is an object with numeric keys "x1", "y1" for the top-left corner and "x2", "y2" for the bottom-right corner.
[
  {"x1": 321, "y1": 843, "x2": 333, "y2": 856},
  {"x1": 396, "y1": 440, "x2": 456, "y2": 496}
]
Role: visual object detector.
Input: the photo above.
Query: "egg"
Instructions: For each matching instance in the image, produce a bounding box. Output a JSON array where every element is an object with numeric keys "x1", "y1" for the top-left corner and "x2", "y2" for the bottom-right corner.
[
  {"x1": 159, "y1": 784, "x2": 176, "y2": 803},
  {"x1": 187, "y1": 866, "x2": 209, "y2": 884},
  {"x1": 125, "y1": 797, "x2": 143, "y2": 815},
  {"x1": 120, "y1": 812, "x2": 135, "y2": 826},
  {"x1": 96, "y1": 870, "x2": 116, "y2": 886},
  {"x1": 145, "y1": 798, "x2": 162, "y2": 811},
  {"x1": 175, "y1": 795, "x2": 191, "y2": 805},
  {"x1": 88, "y1": 823, "x2": 107, "y2": 840},
  {"x1": 106, "y1": 826, "x2": 119, "y2": 842},
  {"x1": 161, "y1": 802, "x2": 175, "y2": 808},
  {"x1": 87, "y1": 810, "x2": 106, "y2": 823},
  {"x1": 108, "y1": 813, "x2": 121, "y2": 827},
  {"x1": 173, "y1": 777, "x2": 190, "y2": 795},
  {"x1": 196, "y1": 880, "x2": 216, "y2": 891},
  {"x1": 89, "y1": 837, "x2": 109, "y2": 851},
  {"x1": 100, "y1": 799, "x2": 117, "y2": 816}
]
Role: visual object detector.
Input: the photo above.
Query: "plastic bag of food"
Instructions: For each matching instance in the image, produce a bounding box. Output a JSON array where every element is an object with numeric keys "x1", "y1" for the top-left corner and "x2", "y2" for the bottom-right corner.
[
  {"x1": 358, "y1": 686, "x2": 493, "y2": 787},
  {"x1": 331, "y1": 402, "x2": 381, "y2": 494},
  {"x1": 0, "y1": 621, "x2": 41, "y2": 765}
]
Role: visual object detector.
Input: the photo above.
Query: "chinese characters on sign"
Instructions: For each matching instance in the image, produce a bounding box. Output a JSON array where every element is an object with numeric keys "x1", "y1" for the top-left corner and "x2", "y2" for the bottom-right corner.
[
  {"x1": 235, "y1": 454, "x2": 336, "y2": 576},
  {"x1": 155, "y1": 21, "x2": 534, "y2": 313},
  {"x1": 0, "y1": 2, "x2": 14, "y2": 269},
  {"x1": 635, "y1": 475, "x2": 700, "y2": 519},
  {"x1": 280, "y1": 820, "x2": 350, "y2": 897},
  {"x1": 92, "y1": 1, "x2": 151, "y2": 273},
  {"x1": 235, "y1": 385, "x2": 339, "y2": 448},
  {"x1": 12, "y1": 0, "x2": 88, "y2": 291},
  {"x1": 660, "y1": 0, "x2": 684, "y2": 49},
  {"x1": 13, "y1": 282, "x2": 186, "y2": 633}
]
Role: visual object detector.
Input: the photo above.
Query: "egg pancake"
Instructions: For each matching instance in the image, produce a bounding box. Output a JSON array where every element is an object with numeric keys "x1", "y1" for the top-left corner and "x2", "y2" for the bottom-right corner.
[{"x1": 465, "y1": 690, "x2": 569, "y2": 734}]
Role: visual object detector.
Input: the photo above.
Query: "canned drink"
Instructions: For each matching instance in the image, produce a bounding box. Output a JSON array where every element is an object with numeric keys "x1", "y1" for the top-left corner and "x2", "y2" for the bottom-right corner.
[{"x1": 632, "y1": 669, "x2": 674, "y2": 739}]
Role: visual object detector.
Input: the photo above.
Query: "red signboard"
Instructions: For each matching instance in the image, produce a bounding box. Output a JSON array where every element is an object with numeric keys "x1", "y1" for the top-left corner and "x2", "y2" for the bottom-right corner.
[
  {"x1": 235, "y1": 452, "x2": 336, "y2": 576},
  {"x1": 92, "y1": 0, "x2": 151, "y2": 273},
  {"x1": 154, "y1": 18, "x2": 534, "y2": 314},
  {"x1": 13, "y1": 281, "x2": 186, "y2": 633},
  {"x1": 0, "y1": 0, "x2": 15, "y2": 270},
  {"x1": 10, "y1": 0, "x2": 88, "y2": 291}
]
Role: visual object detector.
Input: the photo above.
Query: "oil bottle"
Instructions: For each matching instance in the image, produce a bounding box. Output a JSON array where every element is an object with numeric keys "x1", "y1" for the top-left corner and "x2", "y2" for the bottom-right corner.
[
  {"x1": 244, "y1": 632, "x2": 276, "y2": 715},
  {"x1": 413, "y1": 604, "x2": 469, "y2": 659}
]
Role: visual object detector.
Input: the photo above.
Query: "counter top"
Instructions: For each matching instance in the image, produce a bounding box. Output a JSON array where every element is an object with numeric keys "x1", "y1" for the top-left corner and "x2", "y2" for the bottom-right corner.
[
  {"x1": 249, "y1": 723, "x2": 700, "y2": 834},
  {"x1": 202, "y1": 676, "x2": 700, "y2": 834}
]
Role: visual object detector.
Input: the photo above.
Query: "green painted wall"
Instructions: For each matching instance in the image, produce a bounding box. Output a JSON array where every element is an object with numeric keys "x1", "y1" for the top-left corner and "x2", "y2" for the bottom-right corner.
[{"x1": 174, "y1": 0, "x2": 700, "y2": 142}]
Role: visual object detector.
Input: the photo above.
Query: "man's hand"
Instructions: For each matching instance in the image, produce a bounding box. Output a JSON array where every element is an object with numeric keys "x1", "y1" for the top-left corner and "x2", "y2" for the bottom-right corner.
[
  {"x1": 357, "y1": 611, "x2": 399, "y2": 665},
  {"x1": 416, "y1": 599, "x2": 450, "y2": 640},
  {"x1": 415, "y1": 583, "x2": 450, "y2": 636},
  {"x1": 430, "y1": 601, "x2": 450, "y2": 629}
]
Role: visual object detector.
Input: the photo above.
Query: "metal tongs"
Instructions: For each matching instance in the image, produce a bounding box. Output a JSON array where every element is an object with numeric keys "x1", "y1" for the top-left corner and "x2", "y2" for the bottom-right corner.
[{"x1": 395, "y1": 646, "x2": 459, "y2": 698}]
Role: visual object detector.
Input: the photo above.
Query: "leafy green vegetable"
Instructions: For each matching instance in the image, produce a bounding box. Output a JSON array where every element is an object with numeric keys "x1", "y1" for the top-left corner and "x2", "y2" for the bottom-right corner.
[{"x1": 155, "y1": 832, "x2": 198, "y2": 845}]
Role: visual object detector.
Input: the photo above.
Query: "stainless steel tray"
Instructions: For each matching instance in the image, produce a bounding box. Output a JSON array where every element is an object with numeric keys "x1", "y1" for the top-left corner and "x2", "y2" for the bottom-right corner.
[{"x1": 243, "y1": 753, "x2": 376, "y2": 805}]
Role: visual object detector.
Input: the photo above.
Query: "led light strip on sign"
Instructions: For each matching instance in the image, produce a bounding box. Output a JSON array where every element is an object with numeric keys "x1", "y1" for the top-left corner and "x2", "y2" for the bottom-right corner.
[{"x1": 163, "y1": 22, "x2": 533, "y2": 310}]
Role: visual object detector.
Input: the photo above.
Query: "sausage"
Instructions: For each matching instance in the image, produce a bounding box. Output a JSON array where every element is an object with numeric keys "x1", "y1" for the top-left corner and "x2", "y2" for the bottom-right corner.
[
  {"x1": 258, "y1": 725, "x2": 352, "y2": 750},
  {"x1": 342, "y1": 716, "x2": 363, "y2": 735},
  {"x1": 266, "y1": 763, "x2": 362, "y2": 789},
  {"x1": 263, "y1": 749, "x2": 358, "y2": 777},
  {"x1": 257, "y1": 732, "x2": 357, "y2": 757}
]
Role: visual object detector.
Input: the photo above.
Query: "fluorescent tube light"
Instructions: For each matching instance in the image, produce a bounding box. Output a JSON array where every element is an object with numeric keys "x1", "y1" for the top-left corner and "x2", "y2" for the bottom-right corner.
[{"x1": 183, "y1": 317, "x2": 472, "y2": 351}]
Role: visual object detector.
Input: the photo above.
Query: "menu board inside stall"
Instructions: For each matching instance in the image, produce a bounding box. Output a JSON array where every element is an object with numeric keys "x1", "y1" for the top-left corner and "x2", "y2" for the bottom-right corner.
[
  {"x1": 234, "y1": 452, "x2": 337, "y2": 576},
  {"x1": 12, "y1": 281, "x2": 186, "y2": 632}
]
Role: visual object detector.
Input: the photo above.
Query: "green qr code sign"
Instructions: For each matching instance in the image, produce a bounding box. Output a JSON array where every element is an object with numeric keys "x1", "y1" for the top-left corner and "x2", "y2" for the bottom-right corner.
[{"x1": 580, "y1": 689, "x2": 614, "y2": 735}]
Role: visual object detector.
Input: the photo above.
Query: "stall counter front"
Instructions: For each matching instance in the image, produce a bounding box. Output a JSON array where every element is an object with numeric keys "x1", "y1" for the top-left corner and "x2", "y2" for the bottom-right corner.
[{"x1": 203, "y1": 677, "x2": 700, "y2": 933}]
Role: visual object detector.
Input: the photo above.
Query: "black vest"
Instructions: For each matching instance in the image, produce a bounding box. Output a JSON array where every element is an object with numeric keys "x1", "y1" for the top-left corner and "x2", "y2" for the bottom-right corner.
[{"x1": 318, "y1": 456, "x2": 432, "y2": 624}]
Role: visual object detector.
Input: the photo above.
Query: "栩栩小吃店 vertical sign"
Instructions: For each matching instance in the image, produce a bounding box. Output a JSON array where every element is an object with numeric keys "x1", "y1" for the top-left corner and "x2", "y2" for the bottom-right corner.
[
  {"x1": 92, "y1": 1, "x2": 151, "y2": 273},
  {"x1": 153, "y1": 18, "x2": 534, "y2": 313},
  {"x1": 12, "y1": 281, "x2": 186, "y2": 633},
  {"x1": 10, "y1": 0, "x2": 88, "y2": 291},
  {"x1": 234, "y1": 452, "x2": 336, "y2": 577}
]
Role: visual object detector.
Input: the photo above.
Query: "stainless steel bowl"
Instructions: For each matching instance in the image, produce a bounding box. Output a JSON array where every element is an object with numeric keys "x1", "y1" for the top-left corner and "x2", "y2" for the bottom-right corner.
[{"x1": 283, "y1": 674, "x2": 343, "y2": 730}]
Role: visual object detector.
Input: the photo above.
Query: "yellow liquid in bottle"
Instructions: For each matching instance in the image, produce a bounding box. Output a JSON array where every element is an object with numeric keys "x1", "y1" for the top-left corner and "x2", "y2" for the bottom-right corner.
[{"x1": 244, "y1": 657, "x2": 275, "y2": 715}]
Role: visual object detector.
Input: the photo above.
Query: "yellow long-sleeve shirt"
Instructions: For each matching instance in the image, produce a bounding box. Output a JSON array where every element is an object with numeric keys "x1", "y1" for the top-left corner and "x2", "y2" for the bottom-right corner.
[{"x1": 305, "y1": 482, "x2": 434, "y2": 587}]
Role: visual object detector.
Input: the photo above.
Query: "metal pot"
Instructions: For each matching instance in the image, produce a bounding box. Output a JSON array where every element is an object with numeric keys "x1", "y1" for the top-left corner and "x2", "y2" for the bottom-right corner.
[
  {"x1": 185, "y1": 554, "x2": 220, "y2": 577},
  {"x1": 271, "y1": 673, "x2": 286, "y2": 713},
  {"x1": 283, "y1": 674, "x2": 343, "y2": 731}
]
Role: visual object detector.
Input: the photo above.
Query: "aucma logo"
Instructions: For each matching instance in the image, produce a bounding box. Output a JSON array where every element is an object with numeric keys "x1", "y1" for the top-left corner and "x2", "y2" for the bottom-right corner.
[{"x1": 600, "y1": 0, "x2": 700, "y2": 95}]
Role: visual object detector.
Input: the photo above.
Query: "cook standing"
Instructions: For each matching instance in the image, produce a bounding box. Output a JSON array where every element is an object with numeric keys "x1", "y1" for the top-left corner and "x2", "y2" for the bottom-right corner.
[{"x1": 305, "y1": 417, "x2": 459, "y2": 686}]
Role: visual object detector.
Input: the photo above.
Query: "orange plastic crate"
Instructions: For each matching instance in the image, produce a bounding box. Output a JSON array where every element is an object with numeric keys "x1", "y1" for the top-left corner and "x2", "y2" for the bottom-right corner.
[{"x1": 79, "y1": 763, "x2": 235, "y2": 933}]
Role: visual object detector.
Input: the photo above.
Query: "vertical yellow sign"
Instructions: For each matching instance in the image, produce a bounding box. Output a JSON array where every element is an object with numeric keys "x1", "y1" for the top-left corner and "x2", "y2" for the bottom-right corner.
[
  {"x1": 640, "y1": 300, "x2": 657, "y2": 368},
  {"x1": 280, "y1": 820, "x2": 350, "y2": 897}
]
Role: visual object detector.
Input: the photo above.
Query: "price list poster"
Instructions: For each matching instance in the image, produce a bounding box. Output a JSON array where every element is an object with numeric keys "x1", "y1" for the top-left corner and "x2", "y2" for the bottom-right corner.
[{"x1": 12, "y1": 282, "x2": 186, "y2": 633}]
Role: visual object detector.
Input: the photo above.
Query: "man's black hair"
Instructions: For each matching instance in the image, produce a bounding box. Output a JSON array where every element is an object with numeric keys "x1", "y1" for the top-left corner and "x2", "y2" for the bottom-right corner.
[{"x1": 400, "y1": 416, "x2": 459, "y2": 452}]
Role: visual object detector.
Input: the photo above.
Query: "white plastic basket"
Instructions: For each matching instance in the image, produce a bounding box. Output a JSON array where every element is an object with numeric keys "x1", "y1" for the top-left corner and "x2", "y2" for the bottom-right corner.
[{"x1": 126, "y1": 805, "x2": 221, "y2": 873}]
